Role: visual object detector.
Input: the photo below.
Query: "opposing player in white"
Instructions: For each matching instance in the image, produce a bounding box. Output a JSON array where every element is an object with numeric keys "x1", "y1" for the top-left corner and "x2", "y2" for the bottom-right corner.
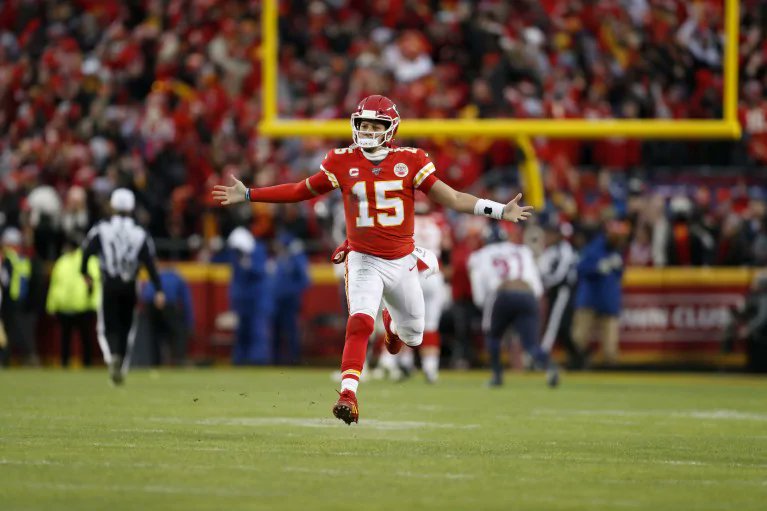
[
  {"x1": 468, "y1": 226, "x2": 559, "y2": 387},
  {"x1": 410, "y1": 198, "x2": 450, "y2": 382}
]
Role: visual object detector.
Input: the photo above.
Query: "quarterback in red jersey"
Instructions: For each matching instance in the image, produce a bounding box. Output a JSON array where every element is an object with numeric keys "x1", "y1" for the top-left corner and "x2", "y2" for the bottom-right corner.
[{"x1": 213, "y1": 95, "x2": 532, "y2": 425}]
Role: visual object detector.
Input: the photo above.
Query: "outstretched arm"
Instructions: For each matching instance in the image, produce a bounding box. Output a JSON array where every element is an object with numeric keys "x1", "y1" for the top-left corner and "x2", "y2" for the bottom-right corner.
[
  {"x1": 427, "y1": 180, "x2": 533, "y2": 223},
  {"x1": 213, "y1": 172, "x2": 335, "y2": 206}
]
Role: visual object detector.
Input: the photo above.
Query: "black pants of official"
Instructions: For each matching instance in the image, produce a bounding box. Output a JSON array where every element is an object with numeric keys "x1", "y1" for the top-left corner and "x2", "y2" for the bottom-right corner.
[
  {"x1": 58, "y1": 312, "x2": 95, "y2": 367},
  {"x1": 542, "y1": 286, "x2": 578, "y2": 359},
  {"x1": 98, "y1": 280, "x2": 137, "y2": 361}
]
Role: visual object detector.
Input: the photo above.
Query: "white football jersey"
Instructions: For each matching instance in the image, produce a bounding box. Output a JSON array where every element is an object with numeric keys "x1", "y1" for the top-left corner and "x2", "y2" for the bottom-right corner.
[
  {"x1": 414, "y1": 213, "x2": 445, "y2": 259},
  {"x1": 468, "y1": 241, "x2": 543, "y2": 308}
]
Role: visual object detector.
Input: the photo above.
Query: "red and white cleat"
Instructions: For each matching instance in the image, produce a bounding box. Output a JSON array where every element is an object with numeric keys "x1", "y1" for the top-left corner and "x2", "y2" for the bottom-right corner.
[
  {"x1": 332, "y1": 389, "x2": 359, "y2": 425},
  {"x1": 382, "y1": 309, "x2": 403, "y2": 355}
]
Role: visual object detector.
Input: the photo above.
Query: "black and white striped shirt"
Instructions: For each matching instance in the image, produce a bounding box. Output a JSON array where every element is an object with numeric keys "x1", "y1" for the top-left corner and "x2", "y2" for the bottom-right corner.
[
  {"x1": 82, "y1": 215, "x2": 161, "y2": 288},
  {"x1": 538, "y1": 240, "x2": 578, "y2": 291}
]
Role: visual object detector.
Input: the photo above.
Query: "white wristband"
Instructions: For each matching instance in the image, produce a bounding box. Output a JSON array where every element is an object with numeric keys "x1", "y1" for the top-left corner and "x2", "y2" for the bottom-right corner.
[{"x1": 474, "y1": 199, "x2": 505, "y2": 220}]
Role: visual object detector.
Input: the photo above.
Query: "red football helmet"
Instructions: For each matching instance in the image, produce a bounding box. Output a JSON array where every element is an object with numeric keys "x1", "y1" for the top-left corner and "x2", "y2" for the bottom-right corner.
[{"x1": 350, "y1": 95, "x2": 400, "y2": 149}]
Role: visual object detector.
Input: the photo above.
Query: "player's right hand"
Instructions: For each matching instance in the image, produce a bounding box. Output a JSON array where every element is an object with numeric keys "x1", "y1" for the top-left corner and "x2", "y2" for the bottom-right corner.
[{"x1": 212, "y1": 175, "x2": 247, "y2": 205}]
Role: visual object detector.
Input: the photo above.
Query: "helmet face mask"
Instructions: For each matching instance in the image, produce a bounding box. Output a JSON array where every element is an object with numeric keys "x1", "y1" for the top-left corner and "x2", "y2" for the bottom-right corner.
[
  {"x1": 351, "y1": 95, "x2": 400, "y2": 149},
  {"x1": 353, "y1": 118, "x2": 391, "y2": 148}
]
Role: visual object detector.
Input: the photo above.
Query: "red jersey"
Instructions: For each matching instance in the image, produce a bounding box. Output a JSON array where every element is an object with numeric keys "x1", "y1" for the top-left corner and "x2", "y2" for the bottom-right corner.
[{"x1": 320, "y1": 146, "x2": 439, "y2": 259}]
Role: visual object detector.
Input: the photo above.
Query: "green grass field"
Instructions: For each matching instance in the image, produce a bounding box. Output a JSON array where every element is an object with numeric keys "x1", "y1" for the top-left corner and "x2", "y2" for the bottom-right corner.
[{"x1": 1, "y1": 368, "x2": 766, "y2": 511}]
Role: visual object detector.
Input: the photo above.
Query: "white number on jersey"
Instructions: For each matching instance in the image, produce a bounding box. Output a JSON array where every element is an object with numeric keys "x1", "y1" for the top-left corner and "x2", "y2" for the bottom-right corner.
[{"x1": 352, "y1": 180, "x2": 404, "y2": 228}]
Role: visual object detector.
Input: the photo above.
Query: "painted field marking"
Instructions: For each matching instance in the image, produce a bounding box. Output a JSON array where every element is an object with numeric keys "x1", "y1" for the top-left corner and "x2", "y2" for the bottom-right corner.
[
  {"x1": 533, "y1": 409, "x2": 767, "y2": 422},
  {"x1": 150, "y1": 416, "x2": 480, "y2": 430}
]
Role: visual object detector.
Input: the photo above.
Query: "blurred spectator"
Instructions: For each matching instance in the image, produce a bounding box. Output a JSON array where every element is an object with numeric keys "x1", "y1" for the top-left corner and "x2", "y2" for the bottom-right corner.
[
  {"x1": 26, "y1": 185, "x2": 62, "y2": 261},
  {"x1": 572, "y1": 221, "x2": 630, "y2": 367},
  {"x1": 60, "y1": 186, "x2": 90, "y2": 245},
  {"x1": 715, "y1": 214, "x2": 752, "y2": 266},
  {"x1": 728, "y1": 272, "x2": 767, "y2": 373},
  {"x1": 626, "y1": 223, "x2": 654, "y2": 266},
  {"x1": 744, "y1": 273, "x2": 767, "y2": 373},
  {"x1": 0, "y1": 227, "x2": 38, "y2": 366},
  {"x1": 753, "y1": 218, "x2": 767, "y2": 266},
  {"x1": 271, "y1": 231, "x2": 310, "y2": 365},
  {"x1": 46, "y1": 236, "x2": 100, "y2": 367},
  {"x1": 665, "y1": 196, "x2": 715, "y2": 266},
  {"x1": 138, "y1": 268, "x2": 194, "y2": 366},
  {"x1": 227, "y1": 226, "x2": 274, "y2": 365}
]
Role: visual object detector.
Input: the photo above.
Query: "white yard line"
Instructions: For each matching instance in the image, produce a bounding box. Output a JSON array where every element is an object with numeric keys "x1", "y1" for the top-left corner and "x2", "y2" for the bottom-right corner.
[
  {"x1": 533, "y1": 409, "x2": 767, "y2": 422},
  {"x1": 109, "y1": 428, "x2": 168, "y2": 434},
  {"x1": 150, "y1": 416, "x2": 480, "y2": 430},
  {"x1": 15, "y1": 481, "x2": 282, "y2": 498},
  {"x1": 512, "y1": 454, "x2": 767, "y2": 469},
  {"x1": 1, "y1": 458, "x2": 269, "y2": 473},
  {"x1": 282, "y1": 466, "x2": 475, "y2": 481}
]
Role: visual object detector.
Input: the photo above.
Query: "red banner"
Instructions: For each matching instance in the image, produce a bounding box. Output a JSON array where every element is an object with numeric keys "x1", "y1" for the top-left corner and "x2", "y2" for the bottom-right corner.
[{"x1": 616, "y1": 268, "x2": 753, "y2": 364}]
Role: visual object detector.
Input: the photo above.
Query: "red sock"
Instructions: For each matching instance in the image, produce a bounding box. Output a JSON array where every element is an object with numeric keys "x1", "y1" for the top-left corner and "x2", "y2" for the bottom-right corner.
[
  {"x1": 422, "y1": 331, "x2": 440, "y2": 349},
  {"x1": 340, "y1": 313, "x2": 375, "y2": 384}
]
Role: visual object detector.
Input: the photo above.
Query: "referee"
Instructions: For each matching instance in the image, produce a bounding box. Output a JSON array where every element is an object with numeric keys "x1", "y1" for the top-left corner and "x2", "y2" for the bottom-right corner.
[
  {"x1": 538, "y1": 221, "x2": 579, "y2": 367},
  {"x1": 82, "y1": 188, "x2": 165, "y2": 385}
]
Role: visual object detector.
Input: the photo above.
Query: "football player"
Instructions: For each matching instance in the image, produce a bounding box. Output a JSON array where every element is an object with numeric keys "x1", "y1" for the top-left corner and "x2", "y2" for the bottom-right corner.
[
  {"x1": 399, "y1": 195, "x2": 450, "y2": 383},
  {"x1": 213, "y1": 95, "x2": 532, "y2": 424},
  {"x1": 468, "y1": 225, "x2": 559, "y2": 388}
]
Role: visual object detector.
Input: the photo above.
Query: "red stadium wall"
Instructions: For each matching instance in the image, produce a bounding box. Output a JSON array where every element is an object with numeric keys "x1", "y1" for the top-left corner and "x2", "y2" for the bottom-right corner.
[
  {"x1": 33, "y1": 264, "x2": 753, "y2": 367},
  {"x1": 179, "y1": 265, "x2": 752, "y2": 366}
]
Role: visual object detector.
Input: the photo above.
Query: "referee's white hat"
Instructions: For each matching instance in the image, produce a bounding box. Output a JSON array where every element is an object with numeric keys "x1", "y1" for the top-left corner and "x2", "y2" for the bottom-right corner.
[{"x1": 110, "y1": 188, "x2": 135, "y2": 212}]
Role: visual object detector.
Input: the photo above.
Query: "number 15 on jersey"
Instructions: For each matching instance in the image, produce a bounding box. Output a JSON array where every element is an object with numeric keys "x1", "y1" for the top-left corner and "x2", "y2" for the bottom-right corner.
[{"x1": 352, "y1": 180, "x2": 405, "y2": 228}]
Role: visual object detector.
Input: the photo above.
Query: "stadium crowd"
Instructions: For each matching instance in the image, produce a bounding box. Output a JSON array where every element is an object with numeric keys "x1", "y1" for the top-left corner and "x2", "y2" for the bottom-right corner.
[{"x1": 1, "y1": 0, "x2": 766, "y2": 268}]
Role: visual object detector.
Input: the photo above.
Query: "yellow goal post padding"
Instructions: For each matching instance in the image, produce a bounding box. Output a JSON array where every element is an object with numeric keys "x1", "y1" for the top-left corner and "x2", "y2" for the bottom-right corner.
[{"x1": 259, "y1": 0, "x2": 740, "y2": 140}]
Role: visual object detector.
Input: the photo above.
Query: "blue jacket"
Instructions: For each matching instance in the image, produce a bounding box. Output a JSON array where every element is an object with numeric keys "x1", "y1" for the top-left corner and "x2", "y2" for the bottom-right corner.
[
  {"x1": 575, "y1": 234, "x2": 624, "y2": 315},
  {"x1": 273, "y1": 234, "x2": 310, "y2": 302},
  {"x1": 141, "y1": 270, "x2": 194, "y2": 328},
  {"x1": 229, "y1": 241, "x2": 273, "y2": 313}
]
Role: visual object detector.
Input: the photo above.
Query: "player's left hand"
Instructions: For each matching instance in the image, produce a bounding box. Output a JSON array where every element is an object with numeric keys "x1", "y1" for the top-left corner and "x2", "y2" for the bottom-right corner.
[{"x1": 502, "y1": 193, "x2": 534, "y2": 223}]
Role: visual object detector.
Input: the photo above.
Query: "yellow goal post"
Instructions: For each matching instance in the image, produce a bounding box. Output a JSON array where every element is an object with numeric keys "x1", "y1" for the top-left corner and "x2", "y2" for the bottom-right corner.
[{"x1": 258, "y1": 0, "x2": 741, "y2": 207}]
